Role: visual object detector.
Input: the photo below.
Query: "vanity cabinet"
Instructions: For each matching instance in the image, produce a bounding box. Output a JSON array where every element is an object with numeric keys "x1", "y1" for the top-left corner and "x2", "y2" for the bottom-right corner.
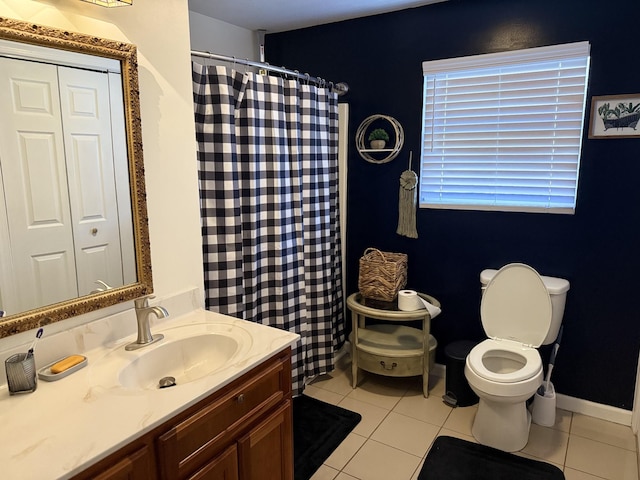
[
  {"x1": 188, "y1": 401, "x2": 292, "y2": 480},
  {"x1": 71, "y1": 348, "x2": 293, "y2": 480},
  {"x1": 157, "y1": 349, "x2": 293, "y2": 480}
]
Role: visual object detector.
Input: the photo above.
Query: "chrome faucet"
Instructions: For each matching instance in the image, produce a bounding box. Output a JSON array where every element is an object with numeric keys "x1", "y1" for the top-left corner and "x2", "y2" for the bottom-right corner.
[{"x1": 125, "y1": 295, "x2": 168, "y2": 351}]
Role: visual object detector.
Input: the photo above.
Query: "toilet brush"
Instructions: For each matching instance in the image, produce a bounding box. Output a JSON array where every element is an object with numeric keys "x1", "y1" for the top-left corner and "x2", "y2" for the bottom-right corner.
[
  {"x1": 532, "y1": 326, "x2": 563, "y2": 426},
  {"x1": 539, "y1": 325, "x2": 563, "y2": 395}
]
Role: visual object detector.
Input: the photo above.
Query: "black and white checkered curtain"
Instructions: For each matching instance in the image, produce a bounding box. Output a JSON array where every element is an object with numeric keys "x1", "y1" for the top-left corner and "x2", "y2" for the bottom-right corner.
[{"x1": 193, "y1": 63, "x2": 345, "y2": 395}]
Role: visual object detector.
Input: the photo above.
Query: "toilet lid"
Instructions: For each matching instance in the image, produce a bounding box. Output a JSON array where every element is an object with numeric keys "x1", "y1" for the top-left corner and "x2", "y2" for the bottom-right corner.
[{"x1": 481, "y1": 263, "x2": 552, "y2": 347}]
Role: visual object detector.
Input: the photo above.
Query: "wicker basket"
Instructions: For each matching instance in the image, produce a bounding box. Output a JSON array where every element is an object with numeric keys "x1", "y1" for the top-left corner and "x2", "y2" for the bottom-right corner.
[{"x1": 358, "y1": 248, "x2": 408, "y2": 302}]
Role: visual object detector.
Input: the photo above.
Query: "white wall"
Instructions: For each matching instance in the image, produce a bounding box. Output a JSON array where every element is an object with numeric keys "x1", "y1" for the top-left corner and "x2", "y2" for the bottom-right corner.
[
  {"x1": 0, "y1": 0, "x2": 204, "y2": 343},
  {"x1": 189, "y1": 10, "x2": 258, "y2": 61}
]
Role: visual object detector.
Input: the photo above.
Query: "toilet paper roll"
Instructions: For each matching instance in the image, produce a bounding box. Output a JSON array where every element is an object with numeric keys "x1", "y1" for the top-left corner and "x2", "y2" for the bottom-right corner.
[
  {"x1": 398, "y1": 290, "x2": 423, "y2": 311},
  {"x1": 398, "y1": 290, "x2": 442, "y2": 319}
]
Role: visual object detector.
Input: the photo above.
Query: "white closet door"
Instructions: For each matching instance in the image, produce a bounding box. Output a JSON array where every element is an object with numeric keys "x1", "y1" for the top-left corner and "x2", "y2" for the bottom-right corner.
[
  {"x1": 58, "y1": 66, "x2": 124, "y2": 296},
  {"x1": 0, "y1": 57, "x2": 78, "y2": 313}
]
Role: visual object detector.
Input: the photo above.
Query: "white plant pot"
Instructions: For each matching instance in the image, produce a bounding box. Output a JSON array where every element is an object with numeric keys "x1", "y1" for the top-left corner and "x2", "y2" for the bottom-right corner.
[{"x1": 370, "y1": 139, "x2": 386, "y2": 149}]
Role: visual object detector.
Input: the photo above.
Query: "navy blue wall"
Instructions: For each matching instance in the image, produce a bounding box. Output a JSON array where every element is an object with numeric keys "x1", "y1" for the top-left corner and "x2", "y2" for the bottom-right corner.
[{"x1": 268, "y1": 0, "x2": 640, "y2": 409}]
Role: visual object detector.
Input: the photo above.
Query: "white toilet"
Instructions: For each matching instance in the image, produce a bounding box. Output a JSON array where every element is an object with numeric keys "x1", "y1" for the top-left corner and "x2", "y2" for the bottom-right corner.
[{"x1": 464, "y1": 263, "x2": 570, "y2": 452}]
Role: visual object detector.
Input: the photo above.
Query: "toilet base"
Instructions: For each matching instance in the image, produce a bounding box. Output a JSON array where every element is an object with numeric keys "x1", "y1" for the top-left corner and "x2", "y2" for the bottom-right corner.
[{"x1": 471, "y1": 398, "x2": 532, "y2": 452}]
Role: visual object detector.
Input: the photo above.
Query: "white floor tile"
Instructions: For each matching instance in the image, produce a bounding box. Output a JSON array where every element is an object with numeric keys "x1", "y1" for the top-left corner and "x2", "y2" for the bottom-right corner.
[
  {"x1": 522, "y1": 423, "x2": 570, "y2": 465},
  {"x1": 324, "y1": 433, "x2": 367, "y2": 471},
  {"x1": 343, "y1": 439, "x2": 422, "y2": 480},
  {"x1": 565, "y1": 435, "x2": 638, "y2": 480},
  {"x1": 310, "y1": 464, "x2": 339, "y2": 480},
  {"x1": 436, "y1": 428, "x2": 476, "y2": 444},
  {"x1": 410, "y1": 456, "x2": 426, "y2": 480},
  {"x1": 370, "y1": 411, "x2": 440, "y2": 457},
  {"x1": 441, "y1": 404, "x2": 477, "y2": 436},
  {"x1": 564, "y1": 467, "x2": 609, "y2": 480},
  {"x1": 571, "y1": 413, "x2": 637, "y2": 451},
  {"x1": 310, "y1": 368, "x2": 354, "y2": 396},
  {"x1": 345, "y1": 375, "x2": 406, "y2": 410},
  {"x1": 553, "y1": 408, "x2": 573, "y2": 433},
  {"x1": 393, "y1": 387, "x2": 453, "y2": 427},
  {"x1": 337, "y1": 397, "x2": 390, "y2": 437},
  {"x1": 303, "y1": 384, "x2": 345, "y2": 405},
  {"x1": 334, "y1": 473, "x2": 360, "y2": 480}
]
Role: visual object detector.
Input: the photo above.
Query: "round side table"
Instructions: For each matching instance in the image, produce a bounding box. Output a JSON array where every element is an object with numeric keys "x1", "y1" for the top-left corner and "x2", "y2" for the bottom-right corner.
[{"x1": 347, "y1": 292, "x2": 440, "y2": 398}]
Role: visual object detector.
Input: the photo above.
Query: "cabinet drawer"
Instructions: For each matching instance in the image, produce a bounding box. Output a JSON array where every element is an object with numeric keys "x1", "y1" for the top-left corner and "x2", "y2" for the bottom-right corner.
[
  {"x1": 356, "y1": 349, "x2": 423, "y2": 377},
  {"x1": 157, "y1": 353, "x2": 289, "y2": 480}
]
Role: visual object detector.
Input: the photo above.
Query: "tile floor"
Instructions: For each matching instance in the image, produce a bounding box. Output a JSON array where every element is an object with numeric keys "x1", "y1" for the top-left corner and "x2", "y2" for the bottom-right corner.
[{"x1": 304, "y1": 355, "x2": 639, "y2": 480}]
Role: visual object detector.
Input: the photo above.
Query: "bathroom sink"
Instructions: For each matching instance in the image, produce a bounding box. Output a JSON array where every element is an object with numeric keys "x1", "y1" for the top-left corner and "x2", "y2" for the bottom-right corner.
[
  {"x1": 119, "y1": 333, "x2": 238, "y2": 390},
  {"x1": 91, "y1": 322, "x2": 253, "y2": 391}
]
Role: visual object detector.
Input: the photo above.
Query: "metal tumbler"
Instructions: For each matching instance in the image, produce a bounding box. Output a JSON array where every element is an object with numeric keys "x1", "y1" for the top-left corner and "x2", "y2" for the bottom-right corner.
[{"x1": 5, "y1": 352, "x2": 37, "y2": 394}]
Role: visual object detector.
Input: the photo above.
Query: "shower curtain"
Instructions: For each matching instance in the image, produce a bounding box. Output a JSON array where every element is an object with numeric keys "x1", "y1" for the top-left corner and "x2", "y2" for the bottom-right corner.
[{"x1": 192, "y1": 63, "x2": 345, "y2": 395}]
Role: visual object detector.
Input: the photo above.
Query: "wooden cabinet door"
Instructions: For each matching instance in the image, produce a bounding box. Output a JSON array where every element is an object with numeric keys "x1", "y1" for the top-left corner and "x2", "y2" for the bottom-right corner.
[
  {"x1": 237, "y1": 401, "x2": 293, "y2": 480},
  {"x1": 187, "y1": 445, "x2": 239, "y2": 480},
  {"x1": 92, "y1": 446, "x2": 153, "y2": 480}
]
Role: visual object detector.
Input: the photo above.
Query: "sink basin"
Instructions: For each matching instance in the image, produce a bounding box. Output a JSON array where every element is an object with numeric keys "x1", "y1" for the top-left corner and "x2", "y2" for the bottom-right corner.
[
  {"x1": 119, "y1": 334, "x2": 239, "y2": 390},
  {"x1": 91, "y1": 322, "x2": 253, "y2": 391}
]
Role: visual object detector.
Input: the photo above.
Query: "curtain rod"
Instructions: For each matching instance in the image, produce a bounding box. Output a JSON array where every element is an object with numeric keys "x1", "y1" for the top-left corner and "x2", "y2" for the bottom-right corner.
[{"x1": 190, "y1": 50, "x2": 349, "y2": 96}]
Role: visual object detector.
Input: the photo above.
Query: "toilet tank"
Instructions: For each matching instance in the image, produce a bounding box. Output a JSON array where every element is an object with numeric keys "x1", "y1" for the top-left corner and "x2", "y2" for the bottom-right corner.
[{"x1": 480, "y1": 268, "x2": 570, "y2": 345}]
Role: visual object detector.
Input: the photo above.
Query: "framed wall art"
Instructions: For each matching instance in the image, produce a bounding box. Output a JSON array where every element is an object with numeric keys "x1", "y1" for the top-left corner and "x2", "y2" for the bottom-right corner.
[{"x1": 589, "y1": 94, "x2": 640, "y2": 139}]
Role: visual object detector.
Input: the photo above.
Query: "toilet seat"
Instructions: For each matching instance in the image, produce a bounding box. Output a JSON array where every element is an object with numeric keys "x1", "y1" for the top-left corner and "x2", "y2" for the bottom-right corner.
[{"x1": 467, "y1": 339, "x2": 542, "y2": 383}]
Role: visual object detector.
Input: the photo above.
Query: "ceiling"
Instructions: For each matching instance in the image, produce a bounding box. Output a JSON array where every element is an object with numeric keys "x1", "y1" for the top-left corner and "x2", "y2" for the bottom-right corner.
[{"x1": 188, "y1": 0, "x2": 447, "y2": 33}]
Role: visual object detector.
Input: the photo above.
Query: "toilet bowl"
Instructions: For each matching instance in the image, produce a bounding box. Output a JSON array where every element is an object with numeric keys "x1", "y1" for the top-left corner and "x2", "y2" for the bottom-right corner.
[{"x1": 464, "y1": 263, "x2": 569, "y2": 452}]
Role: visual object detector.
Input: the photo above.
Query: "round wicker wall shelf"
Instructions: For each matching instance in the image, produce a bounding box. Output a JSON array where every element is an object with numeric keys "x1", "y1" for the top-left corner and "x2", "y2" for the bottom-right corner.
[{"x1": 356, "y1": 114, "x2": 404, "y2": 164}]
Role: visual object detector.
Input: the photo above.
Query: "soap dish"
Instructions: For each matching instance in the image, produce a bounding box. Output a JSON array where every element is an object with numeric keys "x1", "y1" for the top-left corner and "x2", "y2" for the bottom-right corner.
[{"x1": 38, "y1": 356, "x2": 88, "y2": 382}]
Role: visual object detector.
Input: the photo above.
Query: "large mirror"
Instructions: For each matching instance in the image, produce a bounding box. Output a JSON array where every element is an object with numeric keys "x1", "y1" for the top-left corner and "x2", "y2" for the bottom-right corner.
[{"x1": 0, "y1": 17, "x2": 152, "y2": 338}]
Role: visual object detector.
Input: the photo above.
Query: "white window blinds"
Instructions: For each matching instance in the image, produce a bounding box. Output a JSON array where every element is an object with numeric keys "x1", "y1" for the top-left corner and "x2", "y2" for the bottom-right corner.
[{"x1": 420, "y1": 42, "x2": 590, "y2": 214}]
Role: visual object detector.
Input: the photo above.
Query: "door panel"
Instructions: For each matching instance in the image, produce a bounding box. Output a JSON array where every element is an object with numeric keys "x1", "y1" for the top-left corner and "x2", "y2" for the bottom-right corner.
[
  {"x1": 0, "y1": 57, "x2": 77, "y2": 312},
  {"x1": 58, "y1": 66, "x2": 124, "y2": 295}
]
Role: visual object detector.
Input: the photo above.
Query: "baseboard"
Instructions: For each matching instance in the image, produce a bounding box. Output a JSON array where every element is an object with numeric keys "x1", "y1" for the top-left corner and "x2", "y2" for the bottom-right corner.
[
  {"x1": 432, "y1": 363, "x2": 633, "y2": 426},
  {"x1": 556, "y1": 393, "x2": 632, "y2": 426}
]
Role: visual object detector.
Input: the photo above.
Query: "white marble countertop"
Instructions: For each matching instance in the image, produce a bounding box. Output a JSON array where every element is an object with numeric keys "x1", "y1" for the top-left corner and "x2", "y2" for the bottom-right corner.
[{"x1": 0, "y1": 308, "x2": 299, "y2": 480}]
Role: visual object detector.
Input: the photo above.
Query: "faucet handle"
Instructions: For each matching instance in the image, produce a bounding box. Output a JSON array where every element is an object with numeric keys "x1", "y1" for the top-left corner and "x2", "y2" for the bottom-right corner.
[{"x1": 134, "y1": 294, "x2": 156, "y2": 309}]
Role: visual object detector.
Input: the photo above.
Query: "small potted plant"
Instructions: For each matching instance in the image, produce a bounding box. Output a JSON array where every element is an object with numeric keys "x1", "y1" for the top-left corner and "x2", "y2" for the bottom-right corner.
[{"x1": 368, "y1": 128, "x2": 390, "y2": 149}]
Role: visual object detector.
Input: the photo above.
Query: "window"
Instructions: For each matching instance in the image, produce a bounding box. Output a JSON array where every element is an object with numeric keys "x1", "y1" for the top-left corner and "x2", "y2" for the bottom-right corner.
[{"x1": 420, "y1": 42, "x2": 590, "y2": 214}]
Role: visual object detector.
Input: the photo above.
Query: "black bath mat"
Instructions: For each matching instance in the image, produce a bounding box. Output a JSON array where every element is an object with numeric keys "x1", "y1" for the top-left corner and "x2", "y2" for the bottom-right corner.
[
  {"x1": 293, "y1": 394, "x2": 361, "y2": 480},
  {"x1": 418, "y1": 436, "x2": 565, "y2": 480}
]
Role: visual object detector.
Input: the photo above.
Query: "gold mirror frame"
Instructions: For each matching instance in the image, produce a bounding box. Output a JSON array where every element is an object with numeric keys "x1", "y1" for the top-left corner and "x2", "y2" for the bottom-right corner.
[{"x1": 0, "y1": 17, "x2": 152, "y2": 338}]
